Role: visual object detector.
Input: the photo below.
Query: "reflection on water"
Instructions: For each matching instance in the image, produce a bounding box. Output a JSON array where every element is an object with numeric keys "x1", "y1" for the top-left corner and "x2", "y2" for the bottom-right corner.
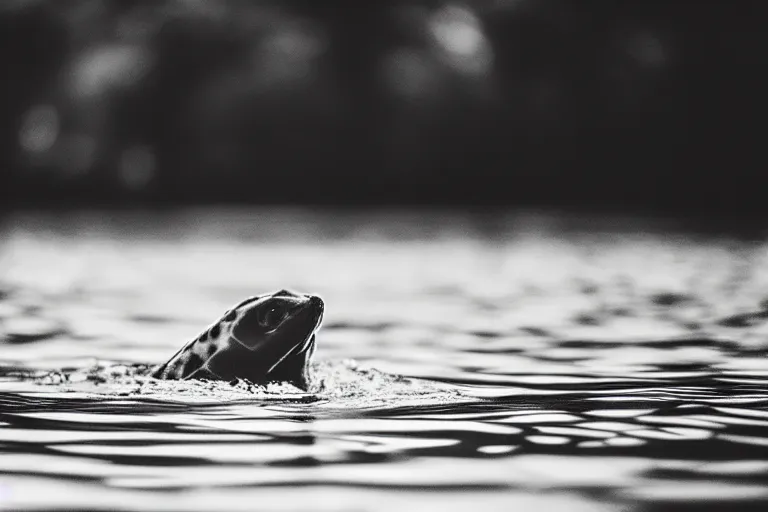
[{"x1": 1, "y1": 209, "x2": 767, "y2": 511}]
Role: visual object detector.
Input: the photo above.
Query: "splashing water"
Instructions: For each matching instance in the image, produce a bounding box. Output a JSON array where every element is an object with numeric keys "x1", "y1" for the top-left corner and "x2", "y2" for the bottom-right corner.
[{"x1": 1, "y1": 359, "x2": 464, "y2": 407}]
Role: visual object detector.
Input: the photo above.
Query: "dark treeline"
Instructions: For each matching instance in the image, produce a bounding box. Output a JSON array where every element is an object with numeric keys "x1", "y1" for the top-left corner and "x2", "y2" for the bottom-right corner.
[{"x1": 0, "y1": 1, "x2": 764, "y2": 214}]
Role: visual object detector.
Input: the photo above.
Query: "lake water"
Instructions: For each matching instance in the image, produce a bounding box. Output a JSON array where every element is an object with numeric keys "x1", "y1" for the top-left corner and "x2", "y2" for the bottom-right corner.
[{"x1": 0, "y1": 209, "x2": 767, "y2": 511}]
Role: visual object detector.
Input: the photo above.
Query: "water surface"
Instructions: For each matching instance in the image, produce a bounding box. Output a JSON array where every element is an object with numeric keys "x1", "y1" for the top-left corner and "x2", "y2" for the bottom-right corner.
[{"x1": 1, "y1": 209, "x2": 767, "y2": 511}]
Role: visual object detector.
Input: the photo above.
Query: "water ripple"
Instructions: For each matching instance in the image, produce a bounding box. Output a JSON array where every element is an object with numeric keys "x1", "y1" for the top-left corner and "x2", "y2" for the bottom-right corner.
[{"x1": 1, "y1": 210, "x2": 768, "y2": 511}]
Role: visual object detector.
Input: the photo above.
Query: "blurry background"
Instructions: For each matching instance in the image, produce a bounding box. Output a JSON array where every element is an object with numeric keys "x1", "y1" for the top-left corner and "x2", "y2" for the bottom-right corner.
[{"x1": 0, "y1": 0, "x2": 763, "y2": 216}]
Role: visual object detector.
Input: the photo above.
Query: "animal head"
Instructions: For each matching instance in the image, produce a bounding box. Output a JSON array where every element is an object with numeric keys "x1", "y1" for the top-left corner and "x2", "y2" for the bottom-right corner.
[{"x1": 153, "y1": 290, "x2": 324, "y2": 389}]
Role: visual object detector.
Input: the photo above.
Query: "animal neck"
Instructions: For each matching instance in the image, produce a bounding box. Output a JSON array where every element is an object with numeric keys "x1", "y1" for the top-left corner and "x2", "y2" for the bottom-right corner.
[{"x1": 151, "y1": 319, "x2": 232, "y2": 380}]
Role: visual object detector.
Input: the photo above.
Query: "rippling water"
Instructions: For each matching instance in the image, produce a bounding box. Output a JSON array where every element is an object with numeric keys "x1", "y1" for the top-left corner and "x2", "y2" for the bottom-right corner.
[{"x1": 1, "y1": 209, "x2": 767, "y2": 511}]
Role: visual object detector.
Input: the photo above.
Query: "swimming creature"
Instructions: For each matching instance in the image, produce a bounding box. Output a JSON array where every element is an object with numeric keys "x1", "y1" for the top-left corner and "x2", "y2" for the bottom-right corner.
[{"x1": 151, "y1": 290, "x2": 323, "y2": 390}]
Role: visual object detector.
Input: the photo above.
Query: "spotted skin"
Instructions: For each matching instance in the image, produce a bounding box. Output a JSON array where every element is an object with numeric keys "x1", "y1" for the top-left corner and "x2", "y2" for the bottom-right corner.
[{"x1": 151, "y1": 290, "x2": 323, "y2": 390}]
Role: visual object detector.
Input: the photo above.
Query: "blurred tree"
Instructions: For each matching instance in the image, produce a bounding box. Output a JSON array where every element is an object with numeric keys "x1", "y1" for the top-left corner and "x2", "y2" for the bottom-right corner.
[
  {"x1": 0, "y1": 2, "x2": 68, "y2": 205},
  {"x1": 0, "y1": 0, "x2": 764, "y2": 216}
]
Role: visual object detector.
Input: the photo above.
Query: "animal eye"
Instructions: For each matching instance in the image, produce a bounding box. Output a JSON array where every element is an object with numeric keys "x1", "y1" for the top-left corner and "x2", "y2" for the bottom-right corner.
[{"x1": 259, "y1": 306, "x2": 286, "y2": 329}]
